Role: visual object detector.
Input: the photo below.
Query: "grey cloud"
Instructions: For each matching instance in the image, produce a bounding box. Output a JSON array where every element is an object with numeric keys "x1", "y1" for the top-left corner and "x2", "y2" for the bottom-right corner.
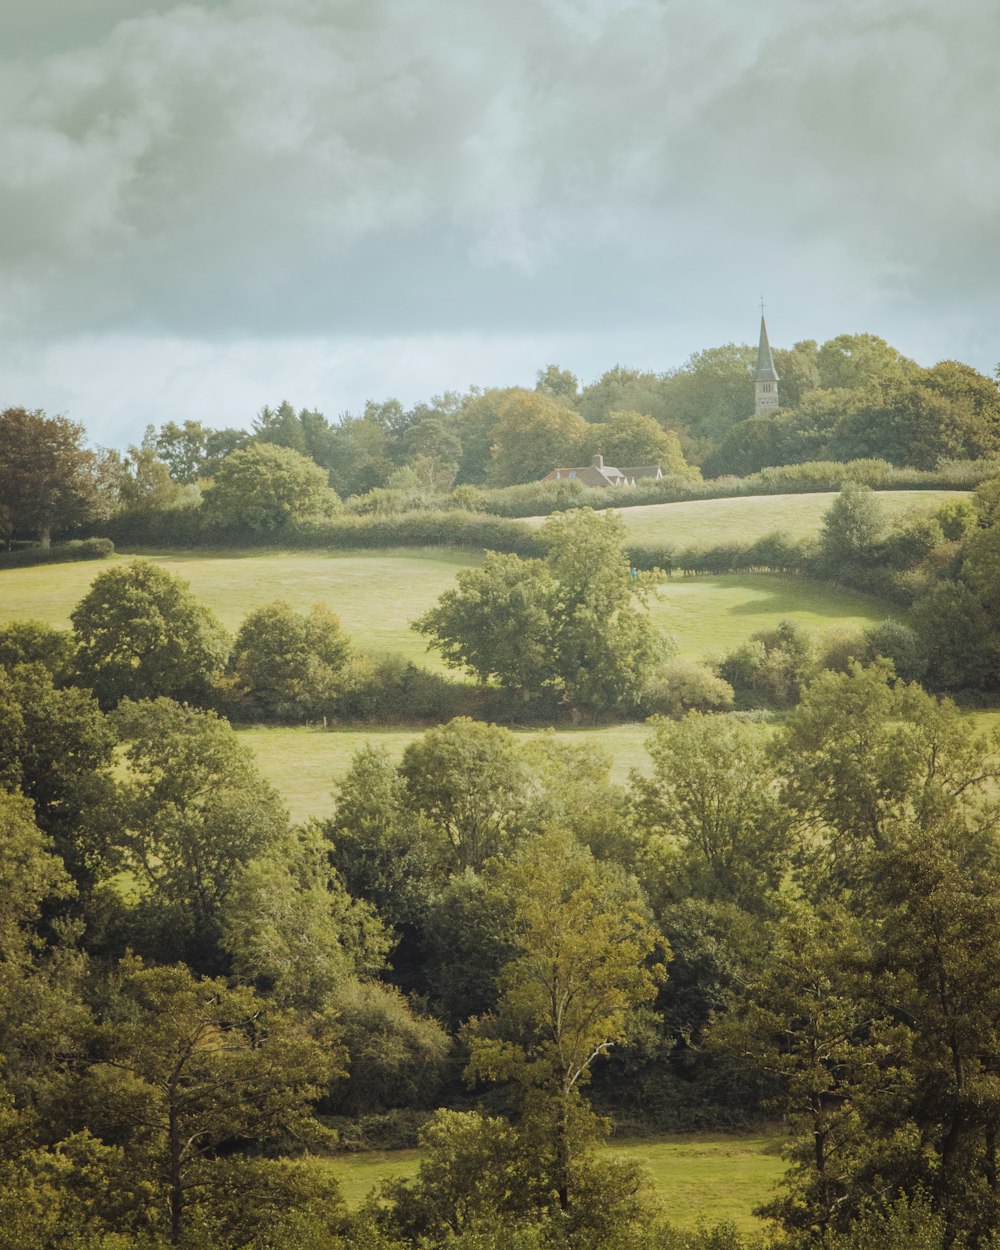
[{"x1": 0, "y1": 0, "x2": 997, "y2": 363}]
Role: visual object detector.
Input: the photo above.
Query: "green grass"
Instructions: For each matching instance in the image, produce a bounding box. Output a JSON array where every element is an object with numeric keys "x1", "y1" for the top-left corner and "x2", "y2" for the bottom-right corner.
[
  {"x1": 326, "y1": 1132, "x2": 787, "y2": 1232},
  {"x1": 611, "y1": 1133, "x2": 786, "y2": 1233},
  {"x1": 0, "y1": 549, "x2": 889, "y2": 671},
  {"x1": 650, "y1": 573, "x2": 889, "y2": 659},
  {"x1": 331, "y1": 1148, "x2": 420, "y2": 1207},
  {"x1": 241, "y1": 723, "x2": 655, "y2": 823},
  {"x1": 0, "y1": 547, "x2": 483, "y2": 669},
  {"x1": 523, "y1": 490, "x2": 969, "y2": 548}
]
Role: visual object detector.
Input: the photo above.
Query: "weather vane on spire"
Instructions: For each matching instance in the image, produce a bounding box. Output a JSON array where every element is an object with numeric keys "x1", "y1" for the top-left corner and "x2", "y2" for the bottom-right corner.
[{"x1": 760, "y1": 296, "x2": 765, "y2": 317}]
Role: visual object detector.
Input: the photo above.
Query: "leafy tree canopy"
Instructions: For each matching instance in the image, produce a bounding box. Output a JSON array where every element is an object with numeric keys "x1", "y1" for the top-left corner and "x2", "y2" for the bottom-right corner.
[
  {"x1": 71, "y1": 560, "x2": 230, "y2": 708},
  {"x1": 0, "y1": 408, "x2": 112, "y2": 546},
  {"x1": 203, "y1": 443, "x2": 339, "y2": 531}
]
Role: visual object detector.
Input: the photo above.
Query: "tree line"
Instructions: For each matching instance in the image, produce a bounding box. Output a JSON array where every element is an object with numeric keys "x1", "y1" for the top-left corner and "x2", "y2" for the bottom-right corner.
[
  {"x1": 3, "y1": 332, "x2": 998, "y2": 550},
  {"x1": 4, "y1": 601, "x2": 1000, "y2": 1246}
]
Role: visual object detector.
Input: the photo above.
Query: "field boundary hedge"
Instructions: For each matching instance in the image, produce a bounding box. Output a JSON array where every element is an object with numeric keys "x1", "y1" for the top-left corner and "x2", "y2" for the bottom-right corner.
[
  {"x1": 468, "y1": 460, "x2": 988, "y2": 518},
  {"x1": 0, "y1": 537, "x2": 115, "y2": 569},
  {"x1": 97, "y1": 508, "x2": 543, "y2": 556}
]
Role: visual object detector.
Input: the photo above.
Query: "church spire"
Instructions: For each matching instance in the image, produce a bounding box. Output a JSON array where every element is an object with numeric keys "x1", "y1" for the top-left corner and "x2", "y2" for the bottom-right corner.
[{"x1": 754, "y1": 305, "x2": 779, "y2": 416}]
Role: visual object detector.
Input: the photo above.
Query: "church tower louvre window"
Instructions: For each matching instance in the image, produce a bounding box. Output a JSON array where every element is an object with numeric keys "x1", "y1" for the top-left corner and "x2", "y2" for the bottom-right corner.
[{"x1": 754, "y1": 306, "x2": 780, "y2": 416}]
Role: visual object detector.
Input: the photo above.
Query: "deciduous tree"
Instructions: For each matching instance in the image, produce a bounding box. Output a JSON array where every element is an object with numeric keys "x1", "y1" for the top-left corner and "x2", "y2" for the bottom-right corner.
[
  {"x1": 399, "y1": 719, "x2": 528, "y2": 872},
  {"x1": 71, "y1": 560, "x2": 230, "y2": 708},
  {"x1": 415, "y1": 553, "x2": 558, "y2": 698},
  {"x1": 112, "y1": 697, "x2": 288, "y2": 969},
  {"x1": 227, "y1": 599, "x2": 351, "y2": 720},
  {"x1": 467, "y1": 830, "x2": 665, "y2": 1212},
  {"x1": 540, "y1": 508, "x2": 663, "y2": 712},
  {"x1": 203, "y1": 443, "x2": 338, "y2": 531},
  {"x1": 83, "y1": 958, "x2": 343, "y2": 1245},
  {"x1": 0, "y1": 408, "x2": 111, "y2": 547}
]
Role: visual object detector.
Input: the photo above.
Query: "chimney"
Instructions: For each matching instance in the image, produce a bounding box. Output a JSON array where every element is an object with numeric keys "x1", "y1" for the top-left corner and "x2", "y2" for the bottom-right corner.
[{"x1": 592, "y1": 454, "x2": 604, "y2": 469}]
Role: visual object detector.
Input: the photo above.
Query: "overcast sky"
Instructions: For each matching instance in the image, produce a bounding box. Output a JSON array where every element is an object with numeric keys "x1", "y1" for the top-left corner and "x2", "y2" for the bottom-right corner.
[{"x1": 1, "y1": 0, "x2": 998, "y2": 447}]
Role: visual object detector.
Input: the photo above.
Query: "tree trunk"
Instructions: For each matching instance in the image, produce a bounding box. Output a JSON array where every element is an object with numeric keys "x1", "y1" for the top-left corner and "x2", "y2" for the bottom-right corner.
[
  {"x1": 39, "y1": 525, "x2": 51, "y2": 549},
  {"x1": 169, "y1": 1098, "x2": 183, "y2": 1245},
  {"x1": 555, "y1": 1093, "x2": 571, "y2": 1212}
]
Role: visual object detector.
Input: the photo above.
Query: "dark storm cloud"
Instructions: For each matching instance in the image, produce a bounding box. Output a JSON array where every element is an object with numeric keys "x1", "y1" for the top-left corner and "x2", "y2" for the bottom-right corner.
[{"x1": 0, "y1": 0, "x2": 997, "y2": 440}]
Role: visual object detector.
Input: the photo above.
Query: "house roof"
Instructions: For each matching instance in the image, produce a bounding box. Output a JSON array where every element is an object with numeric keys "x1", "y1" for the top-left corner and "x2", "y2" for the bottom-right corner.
[{"x1": 543, "y1": 459, "x2": 663, "y2": 488}]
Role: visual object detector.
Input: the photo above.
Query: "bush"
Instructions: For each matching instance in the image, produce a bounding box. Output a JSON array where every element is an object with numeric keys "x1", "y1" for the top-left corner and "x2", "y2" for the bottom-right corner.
[
  {"x1": 643, "y1": 660, "x2": 735, "y2": 717},
  {"x1": 335, "y1": 653, "x2": 475, "y2": 724},
  {"x1": 719, "y1": 620, "x2": 816, "y2": 708},
  {"x1": 326, "y1": 981, "x2": 450, "y2": 1115},
  {"x1": 861, "y1": 619, "x2": 927, "y2": 682},
  {"x1": 815, "y1": 627, "x2": 866, "y2": 674},
  {"x1": 288, "y1": 511, "x2": 542, "y2": 555}
]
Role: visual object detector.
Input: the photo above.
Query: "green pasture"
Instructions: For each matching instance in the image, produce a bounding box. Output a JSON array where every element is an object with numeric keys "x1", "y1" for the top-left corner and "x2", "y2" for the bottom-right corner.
[
  {"x1": 0, "y1": 547, "x2": 482, "y2": 669},
  {"x1": 328, "y1": 1132, "x2": 786, "y2": 1233},
  {"x1": 525, "y1": 489, "x2": 968, "y2": 548},
  {"x1": 0, "y1": 547, "x2": 890, "y2": 675},
  {"x1": 240, "y1": 723, "x2": 654, "y2": 823},
  {"x1": 651, "y1": 572, "x2": 888, "y2": 659}
]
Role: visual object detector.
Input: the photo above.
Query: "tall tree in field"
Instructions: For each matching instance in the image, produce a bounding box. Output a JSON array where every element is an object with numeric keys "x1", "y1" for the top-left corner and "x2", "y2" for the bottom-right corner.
[
  {"x1": 71, "y1": 561, "x2": 230, "y2": 708},
  {"x1": 541, "y1": 508, "x2": 663, "y2": 712},
  {"x1": 0, "y1": 408, "x2": 110, "y2": 547},
  {"x1": 417, "y1": 509, "x2": 664, "y2": 712},
  {"x1": 415, "y1": 552, "x2": 559, "y2": 698},
  {"x1": 467, "y1": 830, "x2": 665, "y2": 1212},
  {"x1": 227, "y1": 600, "x2": 351, "y2": 720},
  {"x1": 203, "y1": 443, "x2": 338, "y2": 531}
]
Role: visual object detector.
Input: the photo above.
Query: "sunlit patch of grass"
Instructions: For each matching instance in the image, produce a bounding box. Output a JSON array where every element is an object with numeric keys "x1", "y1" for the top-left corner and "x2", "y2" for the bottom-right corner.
[
  {"x1": 649, "y1": 572, "x2": 888, "y2": 659},
  {"x1": 323, "y1": 1132, "x2": 788, "y2": 1232},
  {"x1": 524, "y1": 490, "x2": 969, "y2": 548},
  {"x1": 239, "y1": 722, "x2": 656, "y2": 824}
]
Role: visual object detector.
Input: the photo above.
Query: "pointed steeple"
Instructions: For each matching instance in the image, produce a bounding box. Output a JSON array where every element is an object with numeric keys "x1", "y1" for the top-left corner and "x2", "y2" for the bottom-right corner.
[
  {"x1": 755, "y1": 316, "x2": 779, "y2": 383},
  {"x1": 754, "y1": 309, "x2": 779, "y2": 416}
]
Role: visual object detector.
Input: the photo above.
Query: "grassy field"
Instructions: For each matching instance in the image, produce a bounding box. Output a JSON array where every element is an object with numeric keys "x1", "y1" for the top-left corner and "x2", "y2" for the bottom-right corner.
[
  {"x1": 0, "y1": 549, "x2": 890, "y2": 670},
  {"x1": 650, "y1": 573, "x2": 887, "y2": 659},
  {"x1": 524, "y1": 489, "x2": 968, "y2": 547},
  {"x1": 0, "y1": 547, "x2": 482, "y2": 668},
  {"x1": 328, "y1": 1132, "x2": 786, "y2": 1233},
  {"x1": 240, "y1": 722, "x2": 655, "y2": 823}
]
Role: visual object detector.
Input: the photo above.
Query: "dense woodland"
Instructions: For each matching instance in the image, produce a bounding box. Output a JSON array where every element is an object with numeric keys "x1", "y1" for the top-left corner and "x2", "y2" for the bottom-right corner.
[{"x1": 4, "y1": 335, "x2": 1000, "y2": 1248}]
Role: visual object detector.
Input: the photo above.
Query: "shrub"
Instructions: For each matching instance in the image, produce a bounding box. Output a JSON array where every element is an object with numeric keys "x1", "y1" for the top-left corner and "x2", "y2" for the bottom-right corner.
[
  {"x1": 879, "y1": 514, "x2": 945, "y2": 570},
  {"x1": 643, "y1": 659, "x2": 735, "y2": 717},
  {"x1": 861, "y1": 620, "x2": 927, "y2": 683},
  {"x1": 326, "y1": 981, "x2": 450, "y2": 1115},
  {"x1": 815, "y1": 627, "x2": 866, "y2": 674},
  {"x1": 335, "y1": 653, "x2": 474, "y2": 724},
  {"x1": 720, "y1": 620, "x2": 817, "y2": 708}
]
